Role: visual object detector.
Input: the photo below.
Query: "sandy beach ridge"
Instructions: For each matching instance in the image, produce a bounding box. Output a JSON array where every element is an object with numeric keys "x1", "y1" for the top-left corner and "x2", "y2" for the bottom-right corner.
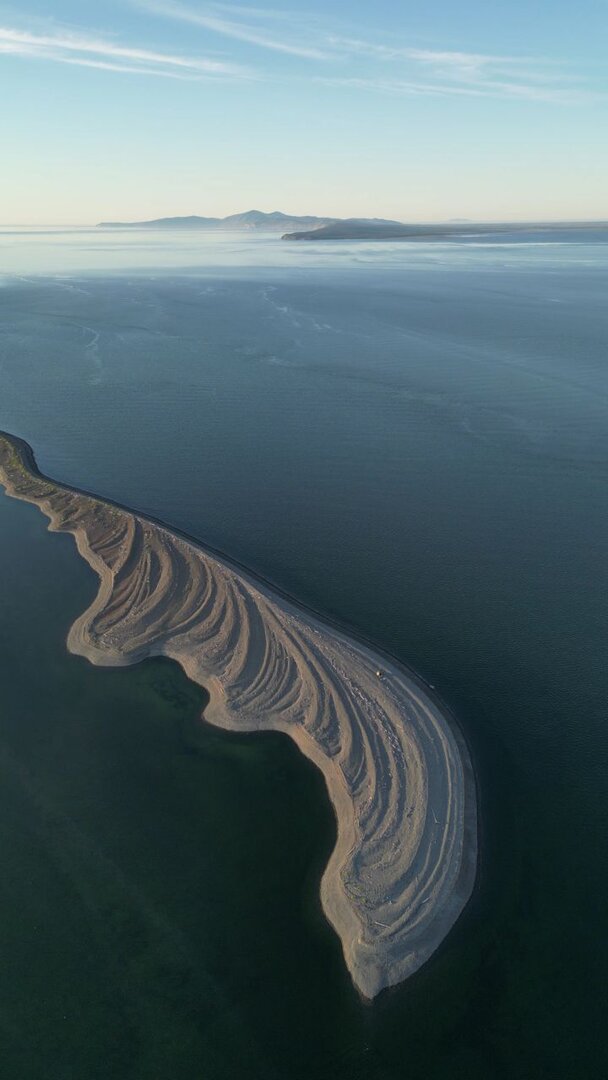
[{"x1": 0, "y1": 430, "x2": 477, "y2": 999}]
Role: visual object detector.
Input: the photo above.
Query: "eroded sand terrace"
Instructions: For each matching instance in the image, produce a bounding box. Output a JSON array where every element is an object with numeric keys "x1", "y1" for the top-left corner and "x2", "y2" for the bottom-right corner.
[{"x1": 0, "y1": 431, "x2": 477, "y2": 999}]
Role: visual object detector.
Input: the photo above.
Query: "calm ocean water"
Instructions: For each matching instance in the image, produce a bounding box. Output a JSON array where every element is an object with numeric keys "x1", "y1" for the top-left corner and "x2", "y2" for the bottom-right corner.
[{"x1": 0, "y1": 228, "x2": 606, "y2": 1078}]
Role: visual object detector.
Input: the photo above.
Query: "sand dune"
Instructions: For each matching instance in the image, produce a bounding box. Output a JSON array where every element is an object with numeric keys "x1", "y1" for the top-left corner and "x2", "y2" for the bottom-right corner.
[{"x1": 0, "y1": 431, "x2": 477, "y2": 999}]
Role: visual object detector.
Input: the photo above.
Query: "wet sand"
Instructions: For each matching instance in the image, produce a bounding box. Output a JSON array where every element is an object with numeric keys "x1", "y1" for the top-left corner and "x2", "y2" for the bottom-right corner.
[{"x1": 0, "y1": 431, "x2": 477, "y2": 999}]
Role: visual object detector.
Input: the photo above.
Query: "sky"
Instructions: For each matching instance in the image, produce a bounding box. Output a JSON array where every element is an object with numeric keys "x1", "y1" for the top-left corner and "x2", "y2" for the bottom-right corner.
[{"x1": 0, "y1": 0, "x2": 606, "y2": 223}]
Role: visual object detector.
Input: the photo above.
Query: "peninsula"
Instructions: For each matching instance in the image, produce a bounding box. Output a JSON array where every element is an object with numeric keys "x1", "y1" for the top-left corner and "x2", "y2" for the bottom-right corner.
[
  {"x1": 282, "y1": 219, "x2": 608, "y2": 241},
  {"x1": 0, "y1": 431, "x2": 477, "y2": 1000},
  {"x1": 283, "y1": 219, "x2": 441, "y2": 241}
]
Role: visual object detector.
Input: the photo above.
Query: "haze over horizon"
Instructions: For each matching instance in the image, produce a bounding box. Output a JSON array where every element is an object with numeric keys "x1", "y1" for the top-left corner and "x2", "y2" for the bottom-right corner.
[
  {"x1": 4, "y1": 210, "x2": 608, "y2": 230},
  {"x1": 1, "y1": 0, "x2": 607, "y2": 225}
]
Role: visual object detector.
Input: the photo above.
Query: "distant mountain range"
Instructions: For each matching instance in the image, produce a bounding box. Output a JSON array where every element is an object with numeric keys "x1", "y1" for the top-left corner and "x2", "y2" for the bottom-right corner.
[
  {"x1": 96, "y1": 209, "x2": 414, "y2": 236},
  {"x1": 96, "y1": 211, "x2": 608, "y2": 243},
  {"x1": 97, "y1": 210, "x2": 337, "y2": 232}
]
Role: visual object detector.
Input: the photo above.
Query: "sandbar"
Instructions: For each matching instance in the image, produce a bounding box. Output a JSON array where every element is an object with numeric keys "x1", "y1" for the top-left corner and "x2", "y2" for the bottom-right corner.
[{"x1": 0, "y1": 431, "x2": 477, "y2": 999}]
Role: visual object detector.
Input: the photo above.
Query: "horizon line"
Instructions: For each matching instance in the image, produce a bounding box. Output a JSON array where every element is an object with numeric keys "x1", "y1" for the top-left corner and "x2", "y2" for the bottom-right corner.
[{"x1": 2, "y1": 214, "x2": 608, "y2": 228}]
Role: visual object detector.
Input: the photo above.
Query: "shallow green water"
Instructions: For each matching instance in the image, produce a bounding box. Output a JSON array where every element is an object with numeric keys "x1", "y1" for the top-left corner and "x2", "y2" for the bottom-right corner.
[
  {"x1": 0, "y1": 494, "x2": 349, "y2": 1079},
  {"x1": 0, "y1": 229, "x2": 606, "y2": 1077}
]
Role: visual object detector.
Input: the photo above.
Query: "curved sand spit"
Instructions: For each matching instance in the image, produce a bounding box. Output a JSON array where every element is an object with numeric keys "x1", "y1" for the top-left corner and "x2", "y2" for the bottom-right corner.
[{"x1": 0, "y1": 431, "x2": 477, "y2": 999}]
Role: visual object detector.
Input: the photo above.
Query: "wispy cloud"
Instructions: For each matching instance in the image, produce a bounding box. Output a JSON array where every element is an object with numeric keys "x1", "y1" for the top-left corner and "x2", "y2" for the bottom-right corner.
[
  {"x1": 0, "y1": 23, "x2": 251, "y2": 79},
  {"x1": 401, "y1": 48, "x2": 584, "y2": 91},
  {"x1": 1, "y1": 5, "x2": 596, "y2": 103},
  {"x1": 318, "y1": 75, "x2": 595, "y2": 106},
  {"x1": 134, "y1": 2, "x2": 599, "y2": 104},
  {"x1": 137, "y1": 1, "x2": 333, "y2": 60},
  {"x1": 323, "y1": 39, "x2": 593, "y2": 101}
]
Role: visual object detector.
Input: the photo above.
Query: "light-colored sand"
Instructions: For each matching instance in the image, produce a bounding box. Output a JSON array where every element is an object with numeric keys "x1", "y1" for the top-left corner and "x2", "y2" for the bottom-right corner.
[{"x1": 0, "y1": 431, "x2": 477, "y2": 999}]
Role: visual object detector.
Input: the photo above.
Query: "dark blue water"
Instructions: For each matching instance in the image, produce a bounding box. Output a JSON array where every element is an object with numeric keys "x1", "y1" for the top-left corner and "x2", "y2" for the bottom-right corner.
[{"x1": 0, "y1": 230, "x2": 606, "y2": 1077}]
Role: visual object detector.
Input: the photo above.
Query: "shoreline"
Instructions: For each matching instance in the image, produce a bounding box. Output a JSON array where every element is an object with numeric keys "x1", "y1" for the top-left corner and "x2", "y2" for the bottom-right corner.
[
  {"x1": 0, "y1": 430, "x2": 478, "y2": 1000},
  {"x1": 4, "y1": 432, "x2": 465, "y2": 726}
]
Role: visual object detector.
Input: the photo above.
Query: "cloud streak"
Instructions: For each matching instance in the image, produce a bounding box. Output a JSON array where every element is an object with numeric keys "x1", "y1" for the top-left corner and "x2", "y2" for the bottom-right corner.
[
  {"x1": 1, "y1": 5, "x2": 597, "y2": 103},
  {"x1": 318, "y1": 75, "x2": 595, "y2": 106},
  {"x1": 341, "y1": 46, "x2": 593, "y2": 103},
  {"x1": 0, "y1": 23, "x2": 251, "y2": 79},
  {"x1": 135, "y1": 2, "x2": 599, "y2": 104},
  {"x1": 138, "y1": 1, "x2": 333, "y2": 59}
]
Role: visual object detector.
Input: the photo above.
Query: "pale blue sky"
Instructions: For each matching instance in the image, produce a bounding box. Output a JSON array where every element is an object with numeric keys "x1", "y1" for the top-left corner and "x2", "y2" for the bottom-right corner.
[{"x1": 1, "y1": 0, "x2": 606, "y2": 223}]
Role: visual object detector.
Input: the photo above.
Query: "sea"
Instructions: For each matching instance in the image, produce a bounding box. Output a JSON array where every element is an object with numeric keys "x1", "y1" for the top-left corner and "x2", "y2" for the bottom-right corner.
[{"x1": 0, "y1": 225, "x2": 606, "y2": 1079}]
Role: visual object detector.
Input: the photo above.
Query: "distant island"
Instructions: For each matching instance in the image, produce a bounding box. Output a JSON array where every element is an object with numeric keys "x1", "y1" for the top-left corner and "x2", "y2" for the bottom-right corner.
[
  {"x1": 0, "y1": 429, "x2": 477, "y2": 1000},
  {"x1": 97, "y1": 209, "x2": 336, "y2": 232}
]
